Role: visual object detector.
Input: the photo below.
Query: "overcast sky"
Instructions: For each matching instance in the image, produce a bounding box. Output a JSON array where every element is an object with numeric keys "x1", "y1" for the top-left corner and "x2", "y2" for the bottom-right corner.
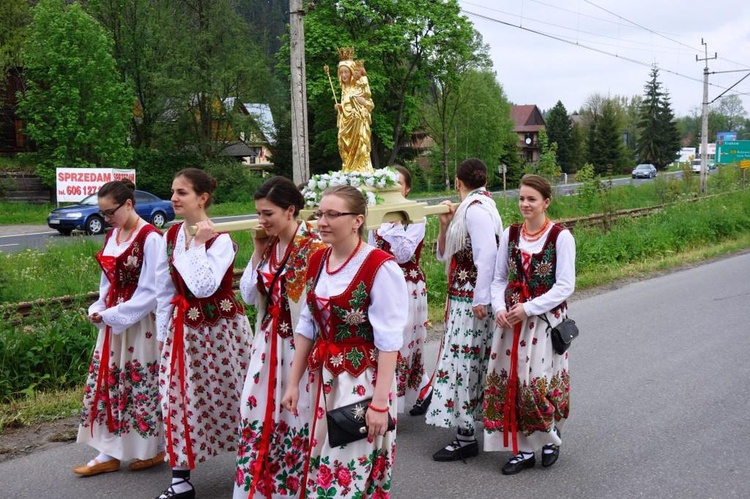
[{"x1": 460, "y1": 0, "x2": 750, "y2": 119}]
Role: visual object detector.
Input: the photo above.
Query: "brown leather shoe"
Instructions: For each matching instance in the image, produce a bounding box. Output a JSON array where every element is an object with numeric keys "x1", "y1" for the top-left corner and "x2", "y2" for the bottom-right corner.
[
  {"x1": 128, "y1": 451, "x2": 166, "y2": 471},
  {"x1": 73, "y1": 458, "x2": 121, "y2": 476}
]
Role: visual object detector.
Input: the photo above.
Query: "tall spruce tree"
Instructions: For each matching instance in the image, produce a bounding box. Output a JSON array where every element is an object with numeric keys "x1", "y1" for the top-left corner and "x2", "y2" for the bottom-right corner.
[
  {"x1": 545, "y1": 101, "x2": 574, "y2": 173},
  {"x1": 637, "y1": 68, "x2": 680, "y2": 169}
]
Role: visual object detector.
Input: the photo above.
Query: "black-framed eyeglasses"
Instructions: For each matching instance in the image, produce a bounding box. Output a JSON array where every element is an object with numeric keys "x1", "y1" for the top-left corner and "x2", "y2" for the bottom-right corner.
[
  {"x1": 99, "y1": 202, "x2": 125, "y2": 218},
  {"x1": 312, "y1": 210, "x2": 359, "y2": 220}
]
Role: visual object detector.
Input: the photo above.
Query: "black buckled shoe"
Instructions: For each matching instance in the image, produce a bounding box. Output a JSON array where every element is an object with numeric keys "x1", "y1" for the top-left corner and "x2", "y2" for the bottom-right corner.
[
  {"x1": 409, "y1": 390, "x2": 433, "y2": 416},
  {"x1": 501, "y1": 453, "x2": 535, "y2": 475},
  {"x1": 541, "y1": 443, "x2": 560, "y2": 467},
  {"x1": 432, "y1": 439, "x2": 479, "y2": 462},
  {"x1": 155, "y1": 479, "x2": 195, "y2": 499}
]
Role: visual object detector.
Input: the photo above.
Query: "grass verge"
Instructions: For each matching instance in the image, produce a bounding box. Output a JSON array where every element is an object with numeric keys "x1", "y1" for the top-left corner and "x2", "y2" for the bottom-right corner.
[{"x1": 0, "y1": 387, "x2": 80, "y2": 433}]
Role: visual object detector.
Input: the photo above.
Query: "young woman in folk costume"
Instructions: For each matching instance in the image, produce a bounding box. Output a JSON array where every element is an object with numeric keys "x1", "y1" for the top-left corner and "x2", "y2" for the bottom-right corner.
[
  {"x1": 74, "y1": 179, "x2": 167, "y2": 476},
  {"x1": 234, "y1": 177, "x2": 325, "y2": 498},
  {"x1": 155, "y1": 168, "x2": 252, "y2": 499},
  {"x1": 367, "y1": 165, "x2": 430, "y2": 415},
  {"x1": 426, "y1": 158, "x2": 503, "y2": 462},
  {"x1": 484, "y1": 174, "x2": 576, "y2": 475},
  {"x1": 282, "y1": 186, "x2": 408, "y2": 498}
]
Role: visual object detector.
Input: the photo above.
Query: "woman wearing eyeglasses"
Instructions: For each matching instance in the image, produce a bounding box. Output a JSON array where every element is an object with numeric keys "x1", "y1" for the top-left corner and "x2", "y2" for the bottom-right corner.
[
  {"x1": 367, "y1": 165, "x2": 431, "y2": 416},
  {"x1": 234, "y1": 177, "x2": 325, "y2": 498},
  {"x1": 155, "y1": 168, "x2": 252, "y2": 499},
  {"x1": 74, "y1": 179, "x2": 168, "y2": 477},
  {"x1": 282, "y1": 185, "x2": 408, "y2": 498}
]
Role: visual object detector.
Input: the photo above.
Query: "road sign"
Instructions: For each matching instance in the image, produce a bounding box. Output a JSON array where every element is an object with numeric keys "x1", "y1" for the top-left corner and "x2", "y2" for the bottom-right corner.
[
  {"x1": 740, "y1": 159, "x2": 750, "y2": 170},
  {"x1": 716, "y1": 140, "x2": 750, "y2": 164}
]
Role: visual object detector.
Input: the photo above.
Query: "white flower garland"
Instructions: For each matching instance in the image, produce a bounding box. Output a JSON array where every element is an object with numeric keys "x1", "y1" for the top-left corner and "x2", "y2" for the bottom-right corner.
[{"x1": 301, "y1": 167, "x2": 400, "y2": 207}]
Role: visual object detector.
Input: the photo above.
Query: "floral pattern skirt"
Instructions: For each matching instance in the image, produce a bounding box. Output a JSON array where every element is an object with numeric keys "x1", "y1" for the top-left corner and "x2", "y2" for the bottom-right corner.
[
  {"x1": 483, "y1": 312, "x2": 570, "y2": 453},
  {"x1": 234, "y1": 329, "x2": 311, "y2": 498},
  {"x1": 425, "y1": 295, "x2": 493, "y2": 432},
  {"x1": 395, "y1": 279, "x2": 429, "y2": 413},
  {"x1": 303, "y1": 368, "x2": 397, "y2": 499},
  {"x1": 77, "y1": 314, "x2": 162, "y2": 461},
  {"x1": 160, "y1": 314, "x2": 252, "y2": 467}
]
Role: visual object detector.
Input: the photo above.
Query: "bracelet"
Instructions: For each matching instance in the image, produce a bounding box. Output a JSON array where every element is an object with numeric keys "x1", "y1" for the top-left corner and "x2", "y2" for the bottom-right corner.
[{"x1": 368, "y1": 403, "x2": 389, "y2": 413}]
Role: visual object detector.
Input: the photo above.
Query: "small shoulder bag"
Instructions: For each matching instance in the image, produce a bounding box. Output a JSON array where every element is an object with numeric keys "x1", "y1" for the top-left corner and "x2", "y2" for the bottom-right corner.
[{"x1": 539, "y1": 313, "x2": 579, "y2": 355}]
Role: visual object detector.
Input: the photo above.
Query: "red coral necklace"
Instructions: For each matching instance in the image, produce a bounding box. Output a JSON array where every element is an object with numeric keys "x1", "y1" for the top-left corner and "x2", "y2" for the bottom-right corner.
[
  {"x1": 326, "y1": 239, "x2": 362, "y2": 275},
  {"x1": 521, "y1": 217, "x2": 550, "y2": 243}
]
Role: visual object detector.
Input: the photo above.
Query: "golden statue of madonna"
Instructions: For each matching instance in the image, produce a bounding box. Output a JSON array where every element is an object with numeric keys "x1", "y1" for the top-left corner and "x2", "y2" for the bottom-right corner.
[{"x1": 325, "y1": 48, "x2": 374, "y2": 173}]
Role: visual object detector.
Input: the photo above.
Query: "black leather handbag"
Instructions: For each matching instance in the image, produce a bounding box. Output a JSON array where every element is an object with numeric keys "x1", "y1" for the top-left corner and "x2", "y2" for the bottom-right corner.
[
  {"x1": 327, "y1": 399, "x2": 396, "y2": 447},
  {"x1": 540, "y1": 315, "x2": 579, "y2": 355}
]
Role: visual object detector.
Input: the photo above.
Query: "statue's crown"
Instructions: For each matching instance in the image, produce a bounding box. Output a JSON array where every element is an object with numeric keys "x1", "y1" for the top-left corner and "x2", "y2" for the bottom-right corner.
[
  {"x1": 338, "y1": 47, "x2": 355, "y2": 61},
  {"x1": 354, "y1": 59, "x2": 365, "y2": 68}
]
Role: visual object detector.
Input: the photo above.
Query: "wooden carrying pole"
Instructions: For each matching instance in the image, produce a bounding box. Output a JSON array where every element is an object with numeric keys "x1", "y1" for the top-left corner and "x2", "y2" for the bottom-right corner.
[{"x1": 188, "y1": 201, "x2": 459, "y2": 235}]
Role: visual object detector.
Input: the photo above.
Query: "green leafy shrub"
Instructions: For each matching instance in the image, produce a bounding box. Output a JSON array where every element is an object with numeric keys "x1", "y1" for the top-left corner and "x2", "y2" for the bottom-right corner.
[
  {"x1": 204, "y1": 159, "x2": 265, "y2": 204},
  {"x1": 131, "y1": 149, "x2": 202, "y2": 199},
  {"x1": 0, "y1": 302, "x2": 95, "y2": 401}
]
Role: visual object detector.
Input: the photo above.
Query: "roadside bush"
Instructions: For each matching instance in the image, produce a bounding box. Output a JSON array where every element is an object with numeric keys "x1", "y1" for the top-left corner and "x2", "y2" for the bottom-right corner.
[
  {"x1": 0, "y1": 302, "x2": 95, "y2": 401},
  {"x1": 204, "y1": 159, "x2": 265, "y2": 204},
  {"x1": 131, "y1": 149, "x2": 202, "y2": 199}
]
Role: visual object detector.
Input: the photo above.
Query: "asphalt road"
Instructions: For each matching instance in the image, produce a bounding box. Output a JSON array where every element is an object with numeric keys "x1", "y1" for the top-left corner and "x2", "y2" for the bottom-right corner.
[{"x1": 0, "y1": 250, "x2": 748, "y2": 498}]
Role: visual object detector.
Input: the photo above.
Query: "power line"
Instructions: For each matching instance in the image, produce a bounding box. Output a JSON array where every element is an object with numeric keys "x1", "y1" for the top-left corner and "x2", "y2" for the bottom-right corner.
[
  {"x1": 461, "y1": 7, "x2": 748, "y2": 99},
  {"x1": 583, "y1": 0, "x2": 701, "y2": 52}
]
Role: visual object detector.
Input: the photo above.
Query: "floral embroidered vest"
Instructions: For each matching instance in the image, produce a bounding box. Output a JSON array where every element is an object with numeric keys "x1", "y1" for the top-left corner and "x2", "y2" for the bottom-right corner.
[
  {"x1": 446, "y1": 199, "x2": 487, "y2": 302},
  {"x1": 165, "y1": 224, "x2": 243, "y2": 329},
  {"x1": 96, "y1": 224, "x2": 161, "y2": 306},
  {"x1": 373, "y1": 230, "x2": 425, "y2": 284},
  {"x1": 256, "y1": 222, "x2": 325, "y2": 337},
  {"x1": 504, "y1": 223, "x2": 567, "y2": 314},
  {"x1": 306, "y1": 247, "x2": 394, "y2": 377}
]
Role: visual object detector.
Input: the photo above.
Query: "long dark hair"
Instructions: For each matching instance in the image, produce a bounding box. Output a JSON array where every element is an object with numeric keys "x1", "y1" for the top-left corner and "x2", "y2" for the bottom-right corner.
[
  {"x1": 98, "y1": 179, "x2": 136, "y2": 206},
  {"x1": 456, "y1": 158, "x2": 487, "y2": 190},
  {"x1": 175, "y1": 168, "x2": 218, "y2": 208},
  {"x1": 254, "y1": 176, "x2": 304, "y2": 216}
]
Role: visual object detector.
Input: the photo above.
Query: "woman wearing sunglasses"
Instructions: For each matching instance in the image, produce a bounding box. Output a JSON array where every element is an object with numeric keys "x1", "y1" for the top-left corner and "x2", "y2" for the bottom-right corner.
[
  {"x1": 282, "y1": 185, "x2": 408, "y2": 498},
  {"x1": 74, "y1": 179, "x2": 167, "y2": 477}
]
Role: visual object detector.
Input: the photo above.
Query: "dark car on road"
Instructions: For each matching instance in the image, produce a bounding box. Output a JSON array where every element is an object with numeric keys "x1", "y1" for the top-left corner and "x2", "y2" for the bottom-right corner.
[
  {"x1": 631, "y1": 163, "x2": 657, "y2": 179},
  {"x1": 47, "y1": 190, "x2": 175, "y2": 235}
]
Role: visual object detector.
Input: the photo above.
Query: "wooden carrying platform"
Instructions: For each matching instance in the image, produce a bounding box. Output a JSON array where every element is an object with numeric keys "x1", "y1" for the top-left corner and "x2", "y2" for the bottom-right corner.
[{"x1": 190, "y1": 186, "x2": 456, "y2": 235}]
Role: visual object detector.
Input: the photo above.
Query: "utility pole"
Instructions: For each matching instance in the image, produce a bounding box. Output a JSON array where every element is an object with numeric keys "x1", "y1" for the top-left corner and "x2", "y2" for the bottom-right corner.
[
  {"x1": 696, "y1": 39, "x2": 717, "y2": 194},
  {"x1": 289, "y1": 0, "x2": 310, "y2": 185}
]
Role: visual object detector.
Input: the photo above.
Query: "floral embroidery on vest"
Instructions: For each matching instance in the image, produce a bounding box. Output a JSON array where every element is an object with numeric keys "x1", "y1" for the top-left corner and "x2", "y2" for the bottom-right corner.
[
  {"x1": 306, "y1": 248, "x2": 394, "y2": 377},
  {"x1": 165, "y1": 224, "x2": 244, "y2": 329},
  {"x1": 504, "y1": 223, "x2": 567, "y2": 313},
  {"x1": 374, "y1": 230, "x2": 425, "y2": 284}
]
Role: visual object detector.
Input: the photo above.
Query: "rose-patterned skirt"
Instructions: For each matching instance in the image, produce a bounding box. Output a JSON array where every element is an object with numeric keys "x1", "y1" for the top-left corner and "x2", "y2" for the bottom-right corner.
[
  {"x1": 159, "y1": 314, "x2": 252, "y2": 467},
  {"x1": 483, "y1": 312, "x2": 569, "y2": 453},
  {"x1": 395, "y1": 279, "x2": 429, "y2": 413},
  {"x1": 304, "y1": 367, "x2": 397, "y2": 498},
  {"x1": 425, "y1": 293, "x2": 493, "y2": 432},
  {"x1": 233, "y1": 328, "x2": 311, "y2": 498},
  {"x1": 77, "y1": 314, "x2": 162, "y2": 461}
]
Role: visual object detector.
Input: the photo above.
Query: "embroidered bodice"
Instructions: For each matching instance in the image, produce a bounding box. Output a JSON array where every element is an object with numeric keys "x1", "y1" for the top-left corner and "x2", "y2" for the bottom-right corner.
[
  {"x1": 504, "y1": 223, "x2": 566, "y2": 314},
  {"x1": 165, "y1": 224, "x2": 243, "y2": 328},
  {"x1": 306, "y1": 247, "x2": 394, "y2": 377},
  {"x1": 96, "y1": 224, "x2": 161, "y2": 306}
]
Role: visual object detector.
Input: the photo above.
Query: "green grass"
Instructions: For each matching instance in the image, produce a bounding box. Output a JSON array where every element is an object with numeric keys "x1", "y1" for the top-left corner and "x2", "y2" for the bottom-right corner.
[
  {"x1": 0, "y1": 387, "x2": 81, "y2": 432},
  {"x1": 0, "y1": 202, "x2": 55, "y2": 225}
]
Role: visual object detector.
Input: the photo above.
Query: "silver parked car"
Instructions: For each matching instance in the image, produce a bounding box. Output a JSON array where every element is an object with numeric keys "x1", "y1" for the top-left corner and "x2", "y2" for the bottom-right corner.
[{"x1": 632, "y1": 163, "x2": 657, "y2": 179}]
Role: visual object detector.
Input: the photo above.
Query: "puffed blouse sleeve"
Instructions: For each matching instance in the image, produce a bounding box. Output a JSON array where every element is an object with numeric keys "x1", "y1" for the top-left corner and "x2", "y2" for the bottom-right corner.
[
  {"x1": 239, "y1": 258, "x2": 260, "y2": 306},
  {"x1": 466, "y1": 204, "x2": 499, "y2": 307},
  {"x1": 522, "y1": 229, "x2": 576, "y2": 317},
  {"x1": 369, "y1": 259, "x2": 407, "y2": 352},
  {"x1": 99, "y1": 231, "x2": 167, "y2": 334},
  {"x1": 155, "y1": 233, "x2": 176, "y2": 343},
  {"x1": 377, "y1": 221, "x2": 425, "y2": 264},
  {"x1": 295, "y1": 295, "x2": 315, "y2": 341},
  {"x1": 490, "y1": 227, "x2": 512, "y2": 314},
  {"x1": 172, "y1": 233, "x2": 235, "y2": 298}
]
